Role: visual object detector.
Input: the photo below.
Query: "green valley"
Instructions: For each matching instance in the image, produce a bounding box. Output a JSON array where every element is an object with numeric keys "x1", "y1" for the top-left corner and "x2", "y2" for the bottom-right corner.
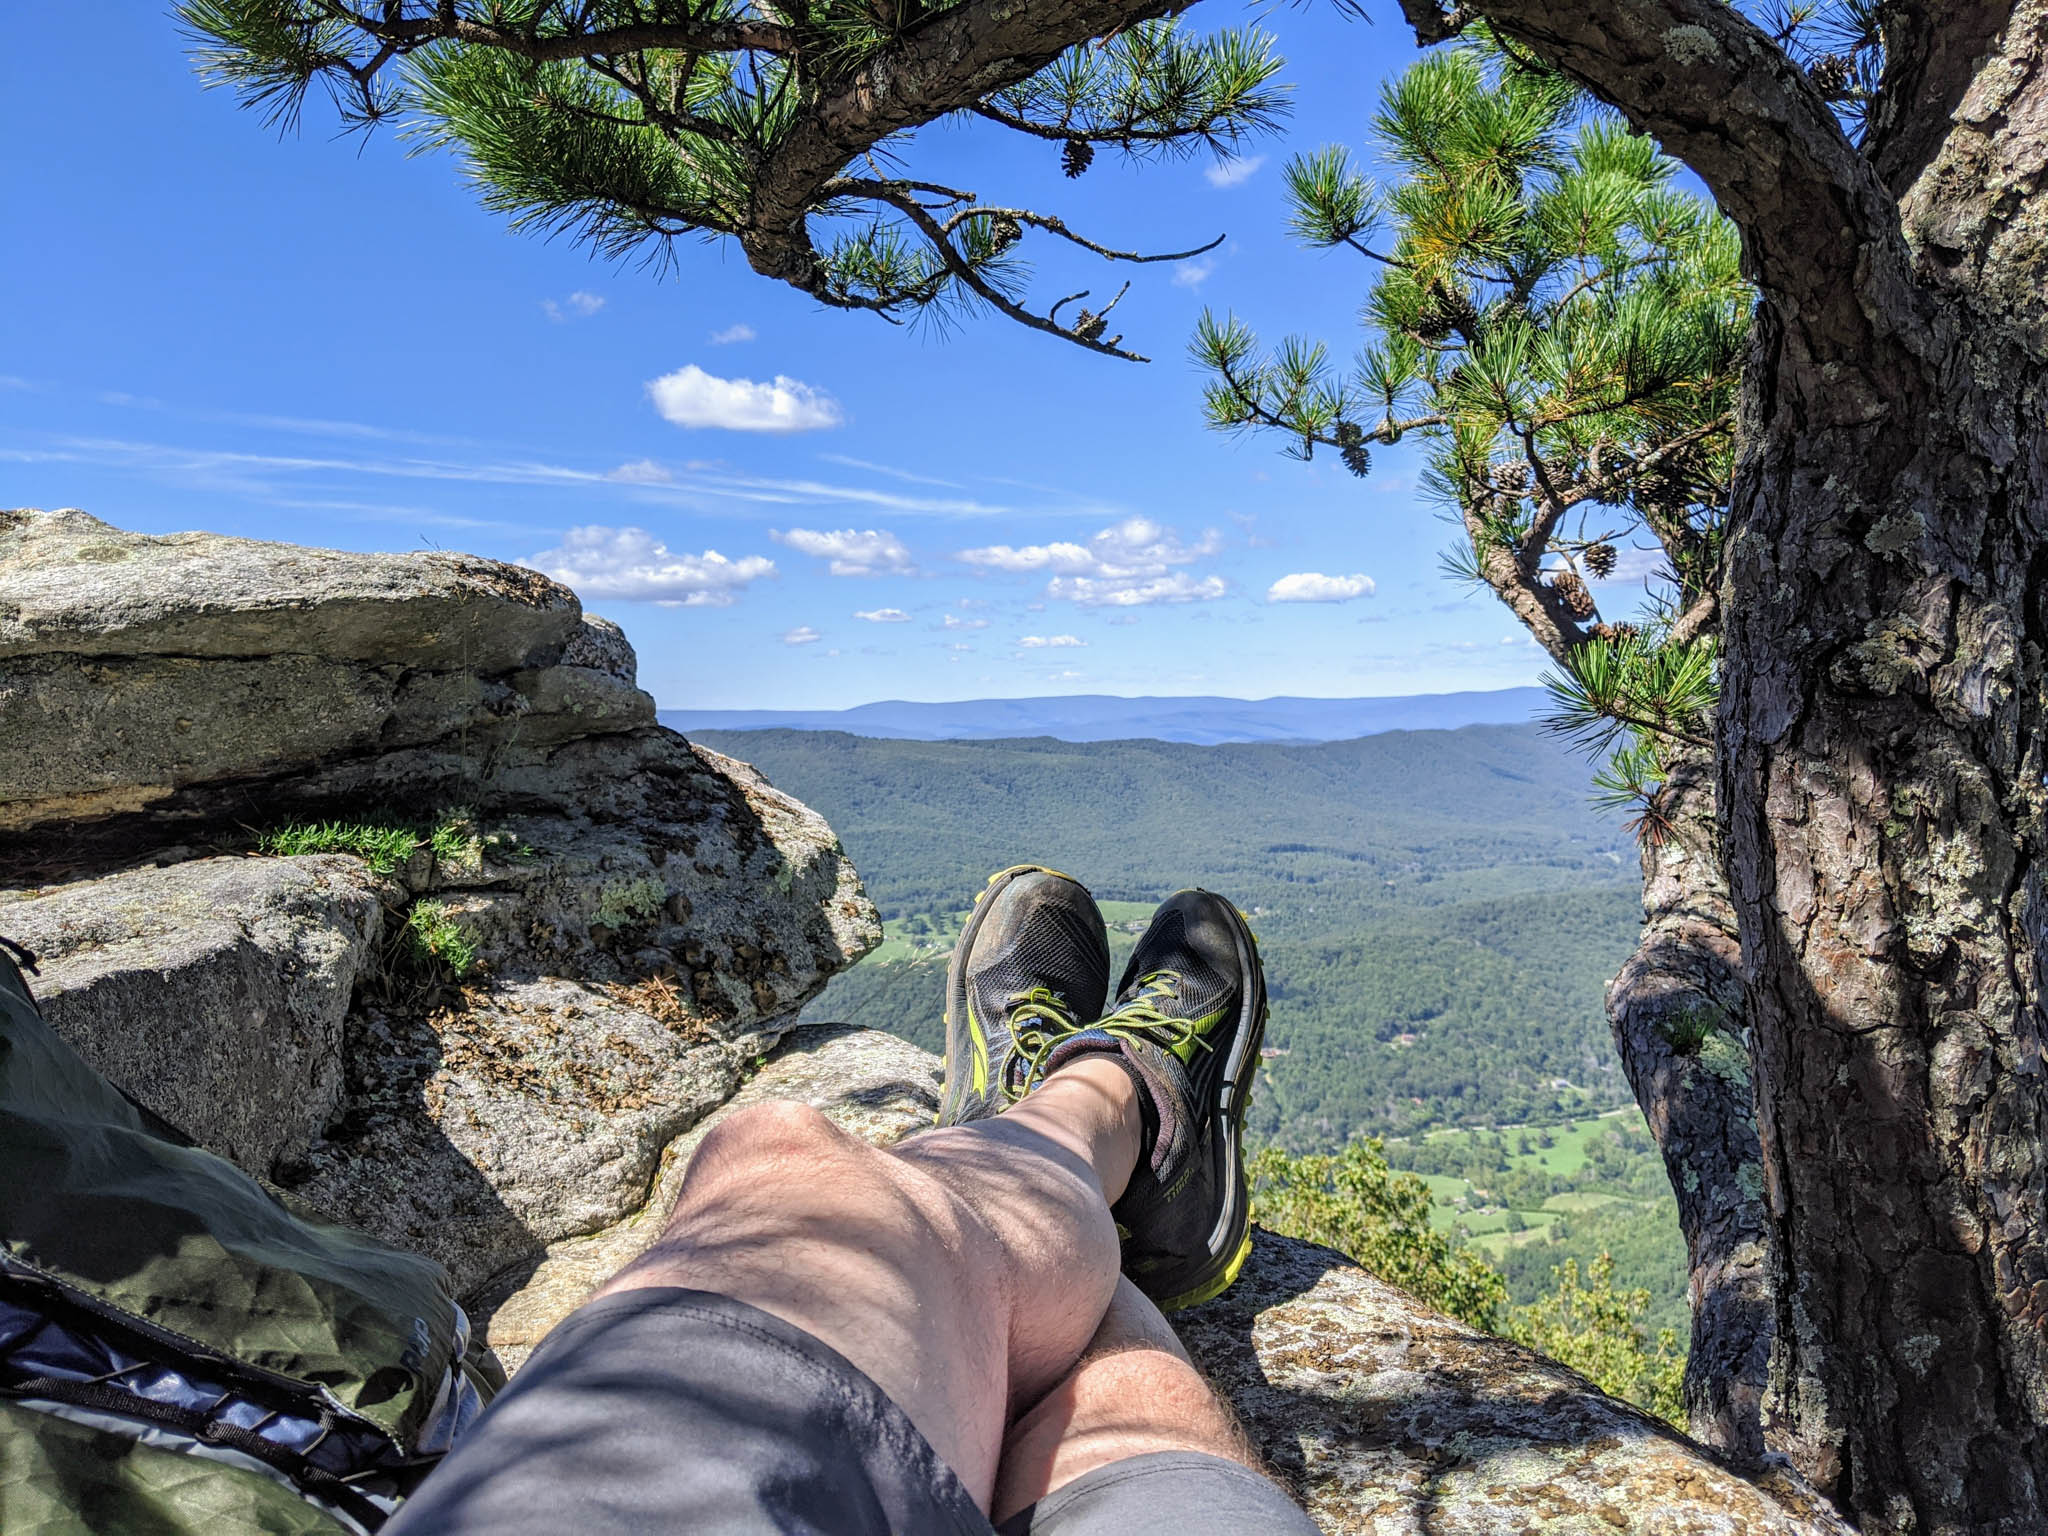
[{"x1": 692, "y1": 723, "x2": 1686, "y2": 1354}]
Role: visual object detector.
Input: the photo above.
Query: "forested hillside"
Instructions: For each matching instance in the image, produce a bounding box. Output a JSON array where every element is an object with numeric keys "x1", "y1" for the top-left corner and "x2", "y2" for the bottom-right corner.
[{"x1": 693, "y1": 724, "x2": 1642, "y2": 1145}]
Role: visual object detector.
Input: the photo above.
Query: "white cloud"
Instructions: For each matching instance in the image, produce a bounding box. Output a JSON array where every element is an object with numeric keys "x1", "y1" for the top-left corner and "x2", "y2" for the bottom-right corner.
[
  {"x1": 771, "y1": 526, "x2": 913, "y2": 576},
  {"x1": 941, "y1": 613, "x2": 989, "y2": 630},
  {"x1": 1172, "y1": 258, "x2": 1216, "y2": 289},
  {"x1": 1267, "y1": 572, "x2": 1377, "y2": 604},
  {"x1": 854, "y1": 607, "x2": 912, "y2": 623},
  {"x1": 608, "y1": 458, "x2": 672, "y2": 484},
  {"x1": 1204, "y1": 155, "x2": 1265, "y2": 189},
  {"x1": 1019, "y1": 634, "x2": 1086, "y2": 648},
  {"x1": 648, "y1": 365, "x2": 844, "y2": 433},
  {"x1": 955, "y1": 517, "x2": 1220, "y2": 581},
  {"x1": 957, "y1": 539, "x2": 1096, "y2": 574},
  {"x1": 945, "y1": 641, "x2": 975, "y2": 653},
  {"x1": 543, "y1": 291, "x2": 605, "y2": 322},
  {"x1": 1049, "y1": 572, "x2": 1229, "y2": 608},
  {"x1": 783, "y1": 625, "x2": 822, "y2": 646},
  {"x1": 523, "y1": 526, "x2": 774, "y2": 606},
  {"x1": 708, "y1": 322, "x2": 757, "y2": 345}
]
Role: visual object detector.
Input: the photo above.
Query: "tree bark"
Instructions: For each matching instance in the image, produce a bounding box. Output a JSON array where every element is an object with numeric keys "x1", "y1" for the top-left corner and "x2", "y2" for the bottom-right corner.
[
  {"x1": 1605, "y1": 744, "x2": 1774, "y2": 1464},
  {"x1": 1427, "y1": 2, "x2": 2048, "y2": 1526}
]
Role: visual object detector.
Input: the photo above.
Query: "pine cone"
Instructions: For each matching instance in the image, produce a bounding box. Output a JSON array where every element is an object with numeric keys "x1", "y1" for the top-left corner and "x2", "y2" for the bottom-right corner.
[
  {"x1": 989, "y1": 215, "x2": 1023, "y2": 250},
  {"x1": 1808, "y1": 53, "x2": 1852, "y2": 98},
  {"x1": 1584, "y1": 542, "x2": 1618, "y2": 579},
  {"x1": 1061, "y1": 138, "x2": 1095, "y2": 178},
  {"x1": 1550, "y1": 571, "x2": 1597, "y2": 620},
  {"x1": 1332, "y1": 421, "x2": 1371, "y2": 478},
  {"x1": 1496, "y1": 462, "x2": 1531, "y2": 494},
  {"x1": 1414, "y1": 299, "x2": 1454, "y2": 342},
  {"x1": 1073, "y1": 308, "x2": 1107, "y2": 343}
]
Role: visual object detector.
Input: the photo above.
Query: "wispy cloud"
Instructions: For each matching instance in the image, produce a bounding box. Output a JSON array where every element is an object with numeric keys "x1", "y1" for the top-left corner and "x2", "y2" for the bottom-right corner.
[
  {"x1": 1204, "y1": 155, "x2": 1265, "y2": 189},
  {"x1": 854, "y1": 607, "x2": 912, "y2": 623},
  {"x1": 771, "y1": 526, "x2": 914, "y2": 576},
  {"x1": 708, "y1": 322, "x2": 756, "y2": 345},
  {"x1": 1267, "y1": 572, "x2": 1376, "y2": 603},
  {"x1": 940, "y1": 613, "x2": 988, "y2": 630},
  {"x1": 3, "y1": 430, "x2": 1030, "y2": 521},
  {"x1": 648, "y1": 364, "x2": 844, "y2": 433},
  {"x1": 817, "y1": 453, "x2": 962, "y2": 489},
  {"x1": 1172, "y1": 258, "x2": 1216, "y2": 289},
  {"x1": 522, "y1": 525, "x2": 775, "y2": 606},
  {"x1": 543, "y1": 291, "x2": 605, "y2": 322},
  {"x1": 1019, "y1": 634, "x2": 1086, "y2": 648},
  {"x1": 782, "y1": 625, "x2": 822, "y2": 645}
]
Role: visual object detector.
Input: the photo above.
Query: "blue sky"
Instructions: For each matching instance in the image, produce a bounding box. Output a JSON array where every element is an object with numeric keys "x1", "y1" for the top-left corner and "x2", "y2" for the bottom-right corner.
[{"x1": 1, "y1": 4, "x2": 1646, "y2": 709}]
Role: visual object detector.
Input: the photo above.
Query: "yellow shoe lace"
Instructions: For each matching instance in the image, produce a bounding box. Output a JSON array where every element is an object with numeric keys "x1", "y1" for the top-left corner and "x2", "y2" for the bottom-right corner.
[
  {"x1": 1002, "y1": 986, "x2": 1085, "y2": 1103},
  {"x1": 1099, "y1": 971, "x2": 1218, "y2": 1060}
]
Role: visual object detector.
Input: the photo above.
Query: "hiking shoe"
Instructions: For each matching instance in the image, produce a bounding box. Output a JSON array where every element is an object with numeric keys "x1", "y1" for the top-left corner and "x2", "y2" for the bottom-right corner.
[
  {"x1": 1091, "y1": 890, "x2": 1267, "y2": 1310},
  {"x1": 937, "y1": 865, "x2": 1111, "y2": 1127}
]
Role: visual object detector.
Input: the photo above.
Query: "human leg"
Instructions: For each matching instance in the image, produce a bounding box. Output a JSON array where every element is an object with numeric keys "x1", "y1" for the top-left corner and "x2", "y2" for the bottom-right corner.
[
  {"x1": 992, "y1": 1277, "x2": 1320, "y2": 1535},
  {"x1": 992, "y1": 1276, "x2": 1252, "y2": 1522},
  {"x1": 589, "y1": 1052, "x2": 1143, "y2": 1503},
  {"x1": 384, "y1": 1055, "x2": 1143, "y2": 1536}
]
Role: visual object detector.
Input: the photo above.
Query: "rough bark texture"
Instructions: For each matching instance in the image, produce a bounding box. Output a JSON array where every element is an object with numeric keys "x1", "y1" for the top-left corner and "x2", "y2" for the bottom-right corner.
[
  {"x1": 1430, "y1": 1, "x2": 2048, "y2": 1528},
  {"x1": 1605, "y1": 744, "x2": 1774, "y2": 1464}
]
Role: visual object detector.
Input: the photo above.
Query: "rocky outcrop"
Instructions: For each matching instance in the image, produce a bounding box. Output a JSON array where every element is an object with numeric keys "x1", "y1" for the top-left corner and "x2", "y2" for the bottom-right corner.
[
  {"x1": 0, "y1": 508, "x2": 651, "y2": 833},
  {"x1": 0, "y1": 508, "x2": 879, "y2": 1297}
]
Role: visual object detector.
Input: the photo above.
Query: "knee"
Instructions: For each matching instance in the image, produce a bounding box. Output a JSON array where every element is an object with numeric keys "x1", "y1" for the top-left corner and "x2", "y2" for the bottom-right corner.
[{"x1": 693, "y1": 1098, "x2": 853, "y2": 1176}]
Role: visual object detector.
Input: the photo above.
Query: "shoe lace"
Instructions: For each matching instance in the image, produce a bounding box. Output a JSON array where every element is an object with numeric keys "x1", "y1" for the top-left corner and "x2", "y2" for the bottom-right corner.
[
  {"x1": 1002, "y1": 986, "x2": 1084, "y2": 1103},
  {"x1": 1099, "y1": 971, "x2": 1217, "y2": 1059}
]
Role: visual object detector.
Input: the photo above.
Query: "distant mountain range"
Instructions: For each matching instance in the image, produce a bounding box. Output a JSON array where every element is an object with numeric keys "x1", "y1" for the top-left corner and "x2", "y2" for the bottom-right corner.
[{"x1": 659, "y1": 687, "x2": 1547, "y2": 744}]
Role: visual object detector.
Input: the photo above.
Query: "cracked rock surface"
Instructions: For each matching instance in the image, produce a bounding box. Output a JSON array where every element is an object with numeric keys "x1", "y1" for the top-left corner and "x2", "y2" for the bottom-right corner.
[{"x1": 0, "y1": 510, "x2": 878, "y2": 1300}]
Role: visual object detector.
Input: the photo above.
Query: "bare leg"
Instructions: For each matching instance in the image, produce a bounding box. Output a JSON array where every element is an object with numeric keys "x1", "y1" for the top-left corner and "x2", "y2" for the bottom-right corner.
[
  {"x1": 992, "y1": 1275, "x2": 1260, "y2": 1526},
  {"x1": 594, "y1": 1054, "x2": 1142, "y2": 1509}
]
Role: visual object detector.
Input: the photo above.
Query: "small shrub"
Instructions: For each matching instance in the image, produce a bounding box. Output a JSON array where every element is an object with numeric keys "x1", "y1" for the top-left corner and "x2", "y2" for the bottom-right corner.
[
  {"x1": 257, "y1": 819, "x2": 420, "y2": 875},
  {"x1": 1251, "y1": 1139, "x2": 1507, "y2": 1330},
  {"x1": 406, "y1": 901, "x2": 477, "y2": 979},
  {"x1": 1507, "y1": 1253, "x2": 1685, "y2": 1424}
]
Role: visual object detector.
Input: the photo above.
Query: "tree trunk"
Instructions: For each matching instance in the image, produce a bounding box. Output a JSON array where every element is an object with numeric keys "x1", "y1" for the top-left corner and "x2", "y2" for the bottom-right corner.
[
  {"x1": 1718, "y1": 300, "x2": 2048, "y2": 1531},
  {"x1": 1605, "y1": 743, "x2": 1774, "y2": 1463}
]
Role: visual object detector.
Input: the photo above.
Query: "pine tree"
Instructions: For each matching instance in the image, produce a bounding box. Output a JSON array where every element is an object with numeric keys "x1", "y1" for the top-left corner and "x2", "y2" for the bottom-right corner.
[
  {"x1": 1192, "y1": 38, "x2": 1773, "y2": 1462},
  {"x1": 179, "y1": 0, "x2": 1288, "y2": 360},
  {"x1": 1387, "y1": 5, "x2": 2048, "y2": 1526}
]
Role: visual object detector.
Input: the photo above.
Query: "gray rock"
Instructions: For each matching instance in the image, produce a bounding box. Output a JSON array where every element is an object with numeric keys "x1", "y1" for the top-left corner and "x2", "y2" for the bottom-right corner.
[
  {"x1": 561, "y1": 614, "x2": 637, "y2": 685},
  {"x1": 284, "y1": 977, "x2": 742, "y2": 1296},
  {"x1": 0, "y1": 510, "x2": 664, "y2": 833},
  {"x1": 1177, "y1": 1236, "x2": 1855, "y2": 1536},
  {"x1": 482, "y1": 1026, "x2": 1848, "y2": 1536},
  {"x1": 0, "y1": 855, "x2": 382, "y2": 1173},
  {"x1": 481, "y1": 1023, "x2": 938, "y2": 1368},
  {"x1": 0, "y1": 507, "x2": 578, "y2": 668}
]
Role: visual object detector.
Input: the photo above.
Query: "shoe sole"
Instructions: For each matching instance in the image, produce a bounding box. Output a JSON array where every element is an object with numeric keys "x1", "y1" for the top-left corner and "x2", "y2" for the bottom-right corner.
[
  {"x1": 939, "y1": 864, "x2": 1083, "y2": 1121},
  {"x1": 1155, "y1": 894, "x2": 1267, "y2": 1312}
]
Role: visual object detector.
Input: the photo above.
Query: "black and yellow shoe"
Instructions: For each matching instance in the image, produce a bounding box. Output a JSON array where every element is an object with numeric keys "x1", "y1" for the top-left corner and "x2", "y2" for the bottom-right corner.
[
  {"x1": 1090, "y1": 890, "x2": 1267, "y2": 1311},
  {"x1": 937, "y1": 865, "x2": 1111, "y2": 1128}
]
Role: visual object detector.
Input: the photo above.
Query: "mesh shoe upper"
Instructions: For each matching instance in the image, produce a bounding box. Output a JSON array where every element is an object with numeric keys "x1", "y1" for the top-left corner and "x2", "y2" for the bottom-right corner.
[
  {"x1": 1094, "y1": 890, "x2": 1267, "y2": 1311},
  {"x1": 938, "y1": 866, "x2": 1110, "y2": 1127}
]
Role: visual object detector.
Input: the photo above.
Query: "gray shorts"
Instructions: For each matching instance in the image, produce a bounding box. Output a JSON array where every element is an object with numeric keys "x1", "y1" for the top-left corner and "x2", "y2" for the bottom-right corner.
[{"x1": 383, "y1": 1287, "x2": 1317, "y2": 1535}]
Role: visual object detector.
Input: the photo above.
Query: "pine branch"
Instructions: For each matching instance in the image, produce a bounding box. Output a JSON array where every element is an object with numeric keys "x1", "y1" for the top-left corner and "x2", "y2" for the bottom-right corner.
[{"x1": 181, "y1": 0, "x2": 1284, "y2": 360}]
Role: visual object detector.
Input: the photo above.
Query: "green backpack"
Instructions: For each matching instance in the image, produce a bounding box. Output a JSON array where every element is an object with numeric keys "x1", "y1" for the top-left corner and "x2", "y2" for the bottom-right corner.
[{"x1": 0, "y1": 942, "x2": 502, "y2": 1534}]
